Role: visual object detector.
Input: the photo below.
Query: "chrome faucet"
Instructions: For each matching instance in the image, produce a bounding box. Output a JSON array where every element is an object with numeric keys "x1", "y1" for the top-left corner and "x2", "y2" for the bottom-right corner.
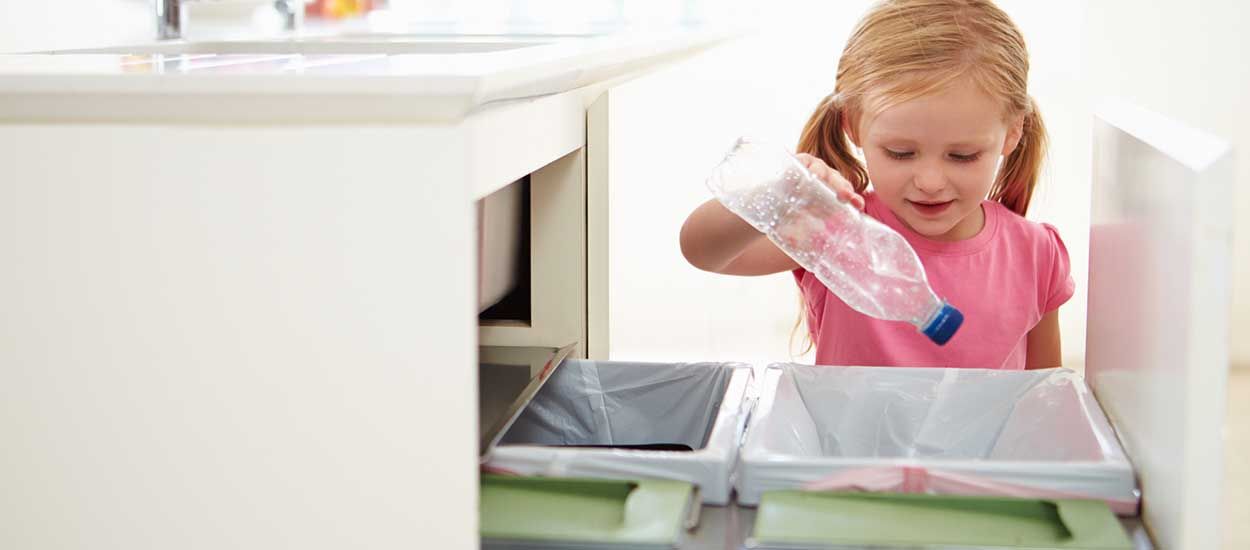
[{"x1": 157, "y1": 0, "x2": 305, "y2": 40}]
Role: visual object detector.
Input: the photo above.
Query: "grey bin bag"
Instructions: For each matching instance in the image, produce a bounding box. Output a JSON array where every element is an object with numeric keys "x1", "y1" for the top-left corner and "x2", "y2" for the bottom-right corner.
[{"x1": 487, "y1": 359, "x2": 754, "y2": 505}]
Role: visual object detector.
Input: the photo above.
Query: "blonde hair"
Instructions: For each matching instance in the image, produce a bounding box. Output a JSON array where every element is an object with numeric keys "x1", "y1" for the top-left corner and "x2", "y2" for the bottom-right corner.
[{"x1": 791, "y1": 0, "x2": 1048, "y2": 357}]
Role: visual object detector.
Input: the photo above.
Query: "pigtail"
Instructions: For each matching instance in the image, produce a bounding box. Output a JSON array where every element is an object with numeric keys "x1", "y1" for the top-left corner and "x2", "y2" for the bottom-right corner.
[
  {"x1": 789, "y1": 292, "x2": 814, "y2": 358},
  {"x1": 796, "y1": 93, "x2": 869, "y2": 193},
  {"x1": 991, "y1": 96, "x2": 1048, "y2": 217}
]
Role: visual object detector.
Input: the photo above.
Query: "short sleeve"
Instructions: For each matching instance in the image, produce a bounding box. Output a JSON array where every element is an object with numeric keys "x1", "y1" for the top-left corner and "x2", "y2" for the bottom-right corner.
[{"x1": 1040, "y1": 223, "x2": 1076, "y2": 313}]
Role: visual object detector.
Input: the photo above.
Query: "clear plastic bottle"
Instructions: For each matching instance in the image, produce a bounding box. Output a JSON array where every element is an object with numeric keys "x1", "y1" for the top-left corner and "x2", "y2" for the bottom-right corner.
[{"x1": 706, "y1": 137, "x2": 963, "y2": 345}]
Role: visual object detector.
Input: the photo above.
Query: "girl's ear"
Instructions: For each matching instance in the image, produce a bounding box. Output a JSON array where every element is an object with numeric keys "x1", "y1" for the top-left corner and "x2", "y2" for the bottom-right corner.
[{"x1": 1001, "y1": 113, "x2": 1026, "y2": 156}]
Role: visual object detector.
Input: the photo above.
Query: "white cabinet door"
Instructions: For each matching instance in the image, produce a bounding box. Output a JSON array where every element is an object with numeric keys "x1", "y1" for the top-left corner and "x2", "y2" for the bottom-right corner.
[
  {"x1": 0, "y1": 124, "x2": 479, "y2": 550},
  {"x1": 1086, "y1": 100, "x2": 1234, "y2": 550}
]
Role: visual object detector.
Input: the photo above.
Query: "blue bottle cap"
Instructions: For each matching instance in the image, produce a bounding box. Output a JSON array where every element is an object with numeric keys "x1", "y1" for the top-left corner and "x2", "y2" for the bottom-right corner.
[{"x1": 922, "y1": 303, "x2": 963, "y2": 346}]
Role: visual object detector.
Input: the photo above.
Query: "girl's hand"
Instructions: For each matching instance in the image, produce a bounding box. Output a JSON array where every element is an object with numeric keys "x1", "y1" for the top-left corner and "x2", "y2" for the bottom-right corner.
[{"x1": 795, "y1": 152, "x2": 865, "y2": 211}]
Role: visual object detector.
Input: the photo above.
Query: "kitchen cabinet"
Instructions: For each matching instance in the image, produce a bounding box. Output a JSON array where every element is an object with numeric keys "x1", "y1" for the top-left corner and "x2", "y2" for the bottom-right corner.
[{"x1": 0, "y1": 31, "x2": 728, "y2": 550}]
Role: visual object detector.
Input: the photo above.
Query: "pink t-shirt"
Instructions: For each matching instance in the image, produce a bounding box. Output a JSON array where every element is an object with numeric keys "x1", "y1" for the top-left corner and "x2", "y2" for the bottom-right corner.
[{"x1": 794, "y1": 191, "x2": 1075, "y2": 370}]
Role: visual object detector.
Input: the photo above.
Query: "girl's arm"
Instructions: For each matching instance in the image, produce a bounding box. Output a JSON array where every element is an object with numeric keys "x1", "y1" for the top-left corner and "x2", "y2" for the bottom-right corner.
[
  {"x1": 1024, "y1": 310, "x2": 1062, "y2": 369},
  {"x1": 679, "y1": 199, "x2": 799, "y2": 275},
  {"x1": 679, "y1": 153, "x2": 863, "y2": 276}
]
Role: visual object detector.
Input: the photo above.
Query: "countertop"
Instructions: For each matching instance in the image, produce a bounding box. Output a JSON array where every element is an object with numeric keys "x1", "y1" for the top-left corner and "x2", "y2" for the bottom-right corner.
[{"x1": 0, "y1": 26, "x2": 735, "y2": 123}]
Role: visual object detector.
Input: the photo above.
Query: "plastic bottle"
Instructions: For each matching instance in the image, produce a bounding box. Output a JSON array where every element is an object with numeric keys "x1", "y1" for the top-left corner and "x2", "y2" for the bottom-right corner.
[{"x1": 706, "y1": 137, "x2": 963, "y2": 345}]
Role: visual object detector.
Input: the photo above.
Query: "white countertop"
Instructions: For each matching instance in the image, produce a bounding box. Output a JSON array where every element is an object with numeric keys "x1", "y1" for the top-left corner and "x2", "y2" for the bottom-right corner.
[{"x1": 0, "y1": 27, "x2": 734, "y2": 123}]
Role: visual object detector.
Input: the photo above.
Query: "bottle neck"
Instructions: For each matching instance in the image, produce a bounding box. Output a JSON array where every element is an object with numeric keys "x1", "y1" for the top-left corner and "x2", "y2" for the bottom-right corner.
[{"x1": 916, "y1": 299, "x2": 946, "y2": 331}]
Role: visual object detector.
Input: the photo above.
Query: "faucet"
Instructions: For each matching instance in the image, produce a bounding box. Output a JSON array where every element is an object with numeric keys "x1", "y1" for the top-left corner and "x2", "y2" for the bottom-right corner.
[{"x1": 157, "y1": 0, "x2": 306, "y2": 40}]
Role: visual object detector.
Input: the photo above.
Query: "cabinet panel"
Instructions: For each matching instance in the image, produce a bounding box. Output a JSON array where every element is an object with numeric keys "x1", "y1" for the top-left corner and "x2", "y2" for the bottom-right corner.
[{"x1": 479, "y1": 148, "x2": 588, "y2": 355}]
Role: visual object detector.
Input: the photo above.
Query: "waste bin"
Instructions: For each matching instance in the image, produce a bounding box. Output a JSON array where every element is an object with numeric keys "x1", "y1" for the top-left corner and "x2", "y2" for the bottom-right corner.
[
  {"x1": 485, "y1": 359, "x2": 753, "y2": 505},
  {"x1": 736, "y1": 364, "x2": 1138, "y2": 514}
]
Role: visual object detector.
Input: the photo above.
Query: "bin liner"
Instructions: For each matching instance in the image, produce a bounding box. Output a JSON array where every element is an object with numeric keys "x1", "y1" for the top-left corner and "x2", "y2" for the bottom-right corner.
[
  {"x1": 736, "y1": 363, "x2": 1138, "y2": 514},
  {"x1": 486, "y1": 359, "x2": 753, "y2": 505}
]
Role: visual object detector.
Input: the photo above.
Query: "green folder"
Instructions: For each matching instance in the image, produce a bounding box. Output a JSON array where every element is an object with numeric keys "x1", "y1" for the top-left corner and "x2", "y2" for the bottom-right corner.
[
  {"x1": 750, "y1": 491, "x2": 1133, "y2": 549},
  {"x1": 480, "y1": 475, "x2": 696, "y2": 549}
]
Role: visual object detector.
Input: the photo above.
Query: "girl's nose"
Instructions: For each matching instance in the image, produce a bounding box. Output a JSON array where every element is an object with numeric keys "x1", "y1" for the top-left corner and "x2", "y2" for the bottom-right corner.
[{"x1": 913, "y1": 162, "x2": 947, "y2": 194}]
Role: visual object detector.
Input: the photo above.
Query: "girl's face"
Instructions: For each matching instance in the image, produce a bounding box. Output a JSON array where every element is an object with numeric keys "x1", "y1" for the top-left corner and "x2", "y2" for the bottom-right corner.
[{"x1": 856, "y1": 79, "x2": 1024, "y2": 241}]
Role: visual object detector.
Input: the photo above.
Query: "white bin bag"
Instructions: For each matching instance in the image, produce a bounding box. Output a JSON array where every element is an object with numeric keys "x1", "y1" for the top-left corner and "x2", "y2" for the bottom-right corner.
[
  {"x1": 486, "y1": 359, "x2": 754, "y2": 505},
  {"x1": 736, "y1": 364, "x2": 1138, "y2": 513}
]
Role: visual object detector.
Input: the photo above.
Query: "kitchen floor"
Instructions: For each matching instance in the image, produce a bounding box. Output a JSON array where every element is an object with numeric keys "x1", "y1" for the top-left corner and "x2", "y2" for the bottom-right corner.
[{"x1": 1225, "y1": 368, "x2": 1248, "y2": 550}]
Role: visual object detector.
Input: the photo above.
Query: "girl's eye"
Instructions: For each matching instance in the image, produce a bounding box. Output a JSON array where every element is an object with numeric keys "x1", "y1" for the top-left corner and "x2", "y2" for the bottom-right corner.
[
  {"x1": 884, "y1": 149, "x2": 914, "y2": 160},
  {"x1": 949, "y1": 152, "x2": 982, "y2": 162}
]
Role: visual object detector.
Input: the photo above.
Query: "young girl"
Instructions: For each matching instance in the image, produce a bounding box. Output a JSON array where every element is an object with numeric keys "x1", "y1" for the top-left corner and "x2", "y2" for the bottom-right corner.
[{"x1": 680, "y1": 0, "x2": 1073, "y2": 371}]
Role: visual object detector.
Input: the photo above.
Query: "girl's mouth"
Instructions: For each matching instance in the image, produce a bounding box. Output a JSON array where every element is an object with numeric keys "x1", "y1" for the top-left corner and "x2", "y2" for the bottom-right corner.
[{"x1": 907, "y1": 199, "x2": 955, "y2": 217}]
